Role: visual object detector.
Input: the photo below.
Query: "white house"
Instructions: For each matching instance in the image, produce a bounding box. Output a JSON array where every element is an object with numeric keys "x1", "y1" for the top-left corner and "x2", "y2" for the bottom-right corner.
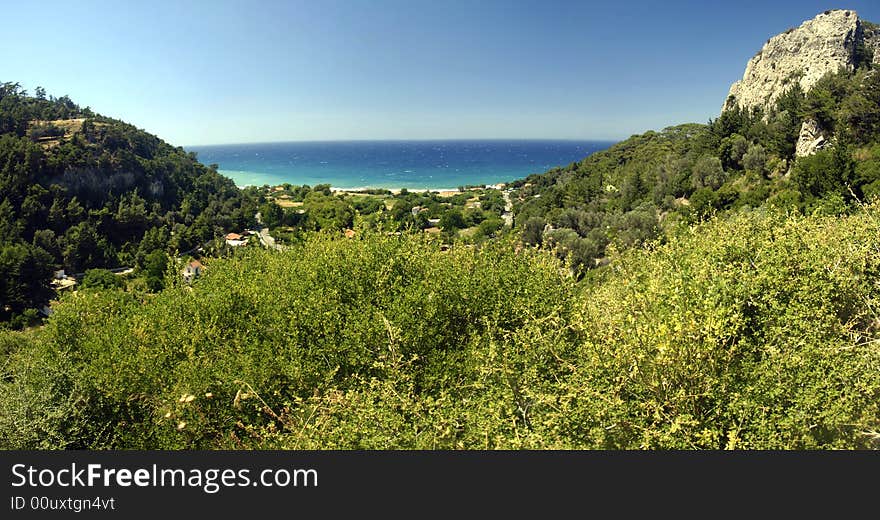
[{"x1": 182, "y1": 260, "x2": 204, "y2": 281}]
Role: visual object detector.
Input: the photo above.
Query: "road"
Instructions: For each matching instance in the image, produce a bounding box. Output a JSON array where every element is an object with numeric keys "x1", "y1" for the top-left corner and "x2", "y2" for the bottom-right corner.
[
  {"x1": 254, "y1": 211, "x2": 283, "y2": 251},
  {"x1": 502, "y1": 190, "x2": 514, "y2": 227},
  {"x1": 256, "y1": 227, "x2": 280, "y2": 250}
]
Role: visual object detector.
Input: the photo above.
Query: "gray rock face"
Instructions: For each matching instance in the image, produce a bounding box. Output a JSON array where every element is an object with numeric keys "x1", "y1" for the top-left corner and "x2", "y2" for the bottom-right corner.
[
  {"x1": 723, "y1": 10, "x2": 880, "y2": 157},
  {"x1": 795, "y1": 118, "x2": 829, "y2": 157},
  {"x1": 724, "y1": 10, "x2": 862, "y2": 115}
]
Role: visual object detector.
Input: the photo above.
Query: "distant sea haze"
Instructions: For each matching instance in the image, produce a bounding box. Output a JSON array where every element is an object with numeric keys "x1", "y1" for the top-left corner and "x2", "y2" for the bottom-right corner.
[{"x1": 187, "y1": 140, "x2": 613, "y2": 190}]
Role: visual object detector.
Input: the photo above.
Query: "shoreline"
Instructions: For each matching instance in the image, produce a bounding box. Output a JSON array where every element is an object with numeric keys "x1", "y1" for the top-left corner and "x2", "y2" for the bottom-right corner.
[
  {"x1": 331, "y1": 186, "x2": 465, "y2": 197},
  {"x1": 237, "y1": 184, "x2": 508, "y2": 197}
]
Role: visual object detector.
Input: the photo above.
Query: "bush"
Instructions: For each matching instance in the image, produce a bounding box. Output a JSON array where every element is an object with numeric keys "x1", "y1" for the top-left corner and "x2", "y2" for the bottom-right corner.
[
  {"x1": 742, "y1": 144, "x2": 768, "y2": 174},
  {"x1": 80, "y1": 269, "x2": 124, "y2": 290},
  {"x1": 4, "y1": 207, "x2": 880, "y2": 449},
  {"x1": 521, "y1": 217, "x2": 547, "y2": 246},
  {"x1": 0, "y1": 231, "x2": 573, "y2": 448},
  {"x1": 792, "y1": 145, "x2": 855, "y2": 199},
  {"x1": 554, "y1": 208, "x2": 880, "y2": 448}
]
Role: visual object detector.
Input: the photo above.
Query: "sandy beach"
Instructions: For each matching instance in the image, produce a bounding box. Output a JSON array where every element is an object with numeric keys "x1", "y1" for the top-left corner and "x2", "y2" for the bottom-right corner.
[{"x1": 330, "y1": 187, "x2": 467, "y2": 197}]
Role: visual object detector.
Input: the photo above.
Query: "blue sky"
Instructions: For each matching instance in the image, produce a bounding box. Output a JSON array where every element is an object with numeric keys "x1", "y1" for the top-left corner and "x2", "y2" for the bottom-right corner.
[{"x1": 2, "y1": 1, "x2": 879, "y2": 145}]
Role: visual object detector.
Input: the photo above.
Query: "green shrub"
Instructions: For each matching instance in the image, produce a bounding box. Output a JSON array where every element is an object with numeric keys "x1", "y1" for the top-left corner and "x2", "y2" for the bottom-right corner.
[
  {"x1": 553, "y1": 207, "x2": 880, "y2": 448},
  {"x1": 0, "y1": 231, "x2": 573, "y2": 448},
  {"x1": 80, "y1": 269, "x2": 124, "y2": 290},
  {"x1": 4, "y1": 207, "x2": 880, "y2": 449}
]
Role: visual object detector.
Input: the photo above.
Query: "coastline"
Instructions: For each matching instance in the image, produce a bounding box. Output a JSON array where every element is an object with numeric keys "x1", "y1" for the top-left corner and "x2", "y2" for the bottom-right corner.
[
  {"x1": 237, "y1": 183, "x2": 503, "y2": 197},
  {"x1": 331, "y1": 186, "x2": 468, "y2": 197},
  {"x1": 198, "y1": 140, "x2": 610, "y2": 196}
]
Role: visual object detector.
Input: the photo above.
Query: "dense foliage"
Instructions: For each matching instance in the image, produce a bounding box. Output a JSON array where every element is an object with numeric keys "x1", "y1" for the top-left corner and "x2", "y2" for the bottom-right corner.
[
  {"x1": 0, "y1": 82, "x2": 255, "y2": 325},
  {"x1": 253, "y1": 183, "x2": 506, "y2": 243},
  {"x1": 2, "y1": 207, "x2": 879, "y2": 449}
]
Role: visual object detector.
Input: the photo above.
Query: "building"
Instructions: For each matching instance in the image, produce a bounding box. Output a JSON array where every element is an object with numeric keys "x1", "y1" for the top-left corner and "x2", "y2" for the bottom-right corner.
[
  {"x1": 50, "y1": 269, "x2": 76, "y2": 291},
  {"x1": 225, "y1": 232, "x2": 248, "y2": 247},
  {"x1": 182, "y1": 260, "x2": 204, "y2": 281},
  {"x1": 51, "y1": 277, "x2": 77, "y2": 291}
]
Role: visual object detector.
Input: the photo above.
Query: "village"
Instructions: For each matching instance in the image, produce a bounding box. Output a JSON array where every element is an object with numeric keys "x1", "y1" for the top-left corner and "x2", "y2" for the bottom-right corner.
[
  {"x1": 46, "y1": 227, "x2": 263, "y2": 310},
  {"x1": 41, "y1": 182, "x2": 516, "y2": 317}
]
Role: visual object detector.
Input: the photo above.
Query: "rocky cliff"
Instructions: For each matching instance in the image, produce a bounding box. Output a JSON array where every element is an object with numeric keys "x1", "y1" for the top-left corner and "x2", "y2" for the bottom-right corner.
[
  {"x1": 723, "y1": 10, "x2": 880, "y2": 157},
  {"x1": 724, "y1": 10, "x2": 874, "y2": 113}
]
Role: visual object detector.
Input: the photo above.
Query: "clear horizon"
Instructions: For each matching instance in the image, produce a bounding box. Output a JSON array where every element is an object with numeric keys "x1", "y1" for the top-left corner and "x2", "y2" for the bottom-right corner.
[
  {"x1": 188, "y1": 137, "x2": 618, "y2": 147},
  {"x1": 3, "y1": 1, "x2": 880, "y2": 147},
  {"x1": 188, "y1": 139, "x2": 612, "y2": 190}
]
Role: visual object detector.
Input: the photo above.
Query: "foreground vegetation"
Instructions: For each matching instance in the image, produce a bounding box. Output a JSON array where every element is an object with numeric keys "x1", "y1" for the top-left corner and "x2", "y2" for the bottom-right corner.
[{"x1": 3, "y1": 203, "x2": 880, "y2": 449}]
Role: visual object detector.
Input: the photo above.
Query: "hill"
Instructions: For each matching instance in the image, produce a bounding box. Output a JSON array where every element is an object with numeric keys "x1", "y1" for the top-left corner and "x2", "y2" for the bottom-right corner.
[
  {"x1": 0, "y1": 82, "x2": 255, "y2": 326},
  {"x1": 512, "y1": 9, "x2": 880, "y2": 274}
]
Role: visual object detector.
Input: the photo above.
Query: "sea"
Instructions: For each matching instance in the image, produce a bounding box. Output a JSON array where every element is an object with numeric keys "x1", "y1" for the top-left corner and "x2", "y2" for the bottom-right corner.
[{"x1": 187, "y1": 140, "x2": 613, "y2": 190}]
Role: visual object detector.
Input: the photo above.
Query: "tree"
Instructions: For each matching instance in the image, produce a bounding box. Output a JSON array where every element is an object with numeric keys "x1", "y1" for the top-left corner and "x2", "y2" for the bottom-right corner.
[
  {"x1": 690, "y1": 156, "x2": 726, "y2": 190},
  {"x1": 544, "y1": 228, "x2": 597, "y2": 275},
  {"x1": 689, "y1": 188, "x2": 718, "y2": 219},
  {"x1": 32, "y1": 229, "x2": 61, "y2": 260},
  {"x1": 136, "y1": 226, "x2": 170, "y2": 269},
  {"x1": 439, "y1": 208, "x2": 465, "y2": 232},
  {"x1": 352, "y1": 197, "x2": 383, "y2": 215},
  {"x1": 0, "y1": 85, "x2": 254, "y2": 324},
  {"x1": 0, "y1": 242, "x2": 54, "y2": 318},
  {"x1": 143, "y1": 250, "x2": 168, "y2": 292},
  {"x1": 476, "y1": 217, "x2": 504, "y2": 239},
  {"x1": 802, "y1": 87, "x2": 837, "y2": 131},
  {"x1": 81, "y1": 269, "x2": 124, "y2": 290},
  {"x1": 0, "y1": 199, "x2": 22, "y2": 241},
  {"x1": 462, "y1": 207, "x2": 485, "y2": 227},
  {"x1": 838, "y1": 92, "x2": 880, "y2": 144},
  {"x1": 259, "y1": 202, "x2": 284, "y2": 229},
  {"x1": 113, "y1": 192, "x2": 150, "y2": 243},
  {"x1": 48, "y1": 197, "x2": 65, "y2": 230},
  {"x1": 742, "y1": 144, "x2": 768, "y2": 174},
  {"x1": 522, "y1": 217, "x2": 547, "y2": 246},
  {"x1": 792, "y1": 144, "x2": 854, "y2": 199},
  {"x1": 62, "y1": 222, "x2": 114, "y2": 273},
  {"x1": 721, "y1": 134, "x2": 749, "y2": 170}
]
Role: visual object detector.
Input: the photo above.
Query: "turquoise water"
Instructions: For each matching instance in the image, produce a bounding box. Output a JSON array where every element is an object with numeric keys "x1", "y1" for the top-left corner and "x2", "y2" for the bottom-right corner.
[{"x1": 187, "y1": 140, "x2": 612, "y2": 190}]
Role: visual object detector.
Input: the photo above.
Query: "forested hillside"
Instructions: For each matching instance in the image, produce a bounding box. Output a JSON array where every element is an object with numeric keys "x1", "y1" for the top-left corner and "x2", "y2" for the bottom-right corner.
[
  {"x1": 512, "y1": 59, "x2": 880, "y2": 273},
  {"x1": 0, "y1": 83, "x2": 255, "y2": 326}
]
